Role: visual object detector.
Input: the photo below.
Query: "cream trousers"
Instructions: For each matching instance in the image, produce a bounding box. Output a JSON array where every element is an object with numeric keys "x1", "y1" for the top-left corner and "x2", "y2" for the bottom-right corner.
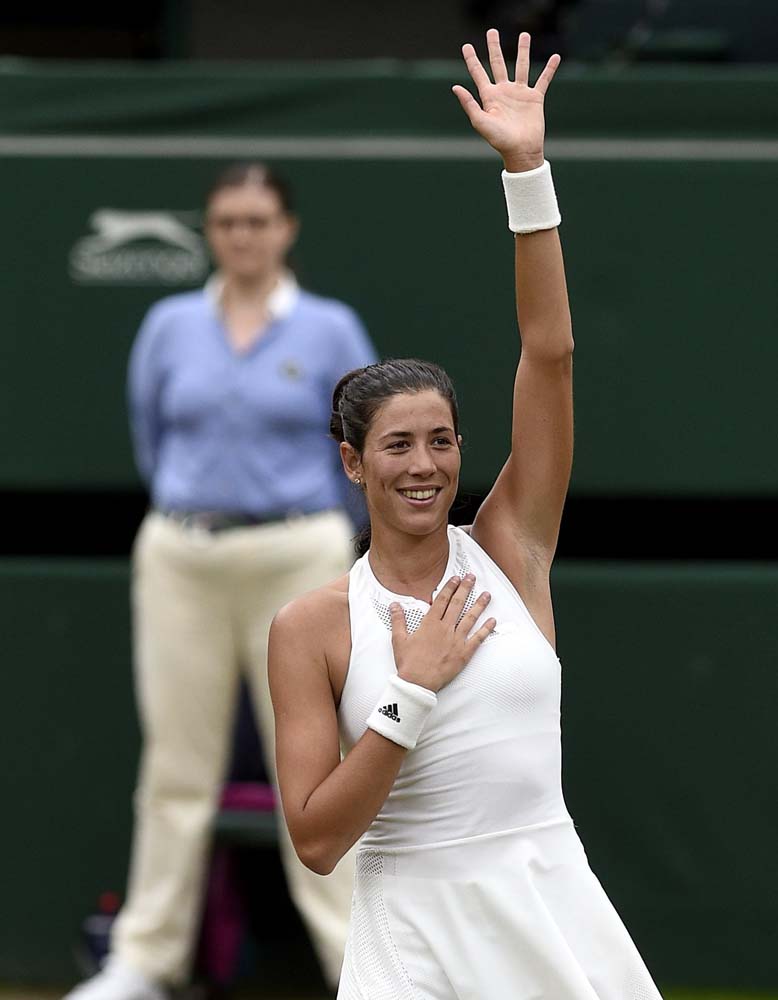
[{"x1": 112, "y1": 509, "x2": 357, "y2": 988}]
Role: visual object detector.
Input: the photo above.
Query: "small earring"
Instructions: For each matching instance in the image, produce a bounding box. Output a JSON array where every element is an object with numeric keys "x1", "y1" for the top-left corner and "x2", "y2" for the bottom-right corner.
[{"x1": 353, "y1": 477, "x2": 361, "y2": 486}]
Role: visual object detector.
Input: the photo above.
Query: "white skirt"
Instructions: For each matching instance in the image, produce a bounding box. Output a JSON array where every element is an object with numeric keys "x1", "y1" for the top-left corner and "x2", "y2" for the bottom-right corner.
[{"x1": 338, "y1": 819, "x2": 663, "y2": 1000}]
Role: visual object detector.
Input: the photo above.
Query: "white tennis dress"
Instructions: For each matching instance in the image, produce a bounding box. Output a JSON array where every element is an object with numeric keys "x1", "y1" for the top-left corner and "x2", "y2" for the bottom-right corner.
[{"x1": 337, "y1": 525, "x2": 663, "y2": 1000}]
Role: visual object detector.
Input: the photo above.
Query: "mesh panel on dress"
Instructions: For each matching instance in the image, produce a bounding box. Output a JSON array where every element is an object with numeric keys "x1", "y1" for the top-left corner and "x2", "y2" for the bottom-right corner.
[
  {"x1": 338, "y1": 851, "x2": 418, "y2": 1000},
  {"x1": 590, "y1": 949, "x2": 664, "y2": 1000},
  {"x1": 370, "y1": 592, "x2": 496, "y2": 648},
  {"x1": 371, "y1": 598, "x2": 426, "y2": 635},
  {"x1": 370, "y1": 549, "x2": 487, "y2": 636},
  {"x1": 624, "y1": 965, "x2": 664, "y2": 1000},
  {"x1": 459, "y1": 587, "x2": 477, "y2": 621}
]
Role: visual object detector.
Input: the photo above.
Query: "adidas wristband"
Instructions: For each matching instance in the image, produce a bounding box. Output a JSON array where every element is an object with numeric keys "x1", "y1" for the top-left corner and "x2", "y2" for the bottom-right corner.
[
  {"x1": 502, "y1": 159, "x2": 561, "y2": 234},
  {"x1": 366, "y1": 674, "x2": 437, "y2": 751}
]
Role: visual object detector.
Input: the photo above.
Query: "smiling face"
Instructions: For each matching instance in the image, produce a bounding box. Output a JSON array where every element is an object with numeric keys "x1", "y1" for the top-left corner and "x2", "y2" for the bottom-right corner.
[
  {"x1": 343, "y1": 389, "x2": 462, "y2": 539},
  {"x1": 205, "y1": 183, "x2": 298, "y2": 282}
]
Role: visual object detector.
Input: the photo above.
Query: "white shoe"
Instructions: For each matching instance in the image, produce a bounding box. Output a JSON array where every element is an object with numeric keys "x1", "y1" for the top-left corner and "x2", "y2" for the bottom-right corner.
[{"x1": 62, "y1": 958, "x2": 167, "y2": 1000}]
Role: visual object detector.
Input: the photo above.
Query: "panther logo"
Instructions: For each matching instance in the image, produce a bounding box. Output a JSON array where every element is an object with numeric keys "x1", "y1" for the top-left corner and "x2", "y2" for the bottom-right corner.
[
  {"x1": 80, "y1": 210, "x2": 204, "y2": 254},
  {"x1": 70, "y1": 208, "x2": 208, "y2": 285}
]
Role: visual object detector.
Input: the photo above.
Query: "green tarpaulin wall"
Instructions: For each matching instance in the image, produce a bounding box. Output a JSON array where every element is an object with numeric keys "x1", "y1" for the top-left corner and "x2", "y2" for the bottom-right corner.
[
  {"x1": 1, "y1": 62, "x2": 776, "y2": 493},
  {"x1": 2, "y1": 560, "x2": 776, "y2": 987}
]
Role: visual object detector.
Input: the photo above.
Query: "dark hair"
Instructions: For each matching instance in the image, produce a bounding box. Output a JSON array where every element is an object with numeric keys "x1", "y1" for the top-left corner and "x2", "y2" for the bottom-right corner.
[
  {"x1": 205, "y1": 162, "x2": 294, "y2": 214},
  {"x1": 330, "y1": 359, "x2": 460, "y2": 556}
]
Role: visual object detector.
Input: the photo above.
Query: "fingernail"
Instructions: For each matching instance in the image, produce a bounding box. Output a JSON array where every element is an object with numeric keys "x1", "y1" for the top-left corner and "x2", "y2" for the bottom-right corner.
[
  {"x1": 482, "y1": 591, "x2": 491, "y2": 600},
  {"x1": 465, "y1": 573, "x2": 475, "y2": 582}
]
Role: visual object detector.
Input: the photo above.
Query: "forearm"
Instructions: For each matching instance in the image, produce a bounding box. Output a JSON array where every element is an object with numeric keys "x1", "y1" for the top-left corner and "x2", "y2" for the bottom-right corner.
[
  {"x1": 514, "y1": 226, "x2": 573, "y2": 362},
  {"x1": 288, "y1": 729, "x2": 407, "y2": 875},
  {"x1": 277, "y1": 578, "x2": 489, "y2": 874},
  {"x1": 290, "y1": 673, "x2": 438, "y2": 872}
]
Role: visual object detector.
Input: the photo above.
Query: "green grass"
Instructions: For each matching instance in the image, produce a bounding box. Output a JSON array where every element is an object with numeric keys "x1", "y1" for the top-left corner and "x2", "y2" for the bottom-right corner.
[
  {"x1": 668, "y1": 995, "x2": 778, "y2": 1000},
  {"x1": 667, "y1": 995, "x2": 778, "y2": 1000}
]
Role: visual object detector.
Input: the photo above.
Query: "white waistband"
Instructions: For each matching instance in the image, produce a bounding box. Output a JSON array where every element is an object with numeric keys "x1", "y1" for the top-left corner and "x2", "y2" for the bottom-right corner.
[{"x1": 359, "y1": 816, "x2": 575, "y2": 856}]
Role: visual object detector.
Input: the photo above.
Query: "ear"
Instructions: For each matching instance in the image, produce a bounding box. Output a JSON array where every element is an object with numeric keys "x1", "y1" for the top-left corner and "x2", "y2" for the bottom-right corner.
[
  {"x1": 283, "y1": 213, "x2": 300, "y2": 249},
  {"x1": 457, "y1": 433, "x2": 463, "y2": 448},
  {"x1": 340, "y1": 441, "x2": 363, "y2": 483}
]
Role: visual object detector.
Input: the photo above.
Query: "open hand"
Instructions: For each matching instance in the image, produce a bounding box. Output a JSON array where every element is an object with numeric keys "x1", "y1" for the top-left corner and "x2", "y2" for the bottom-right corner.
[
  {"x1": 390, "y1": 575, "x2": 495, "y2": 693},
  {"x1": 452, "y1": 30, "x2": 560, "y2": 172}
]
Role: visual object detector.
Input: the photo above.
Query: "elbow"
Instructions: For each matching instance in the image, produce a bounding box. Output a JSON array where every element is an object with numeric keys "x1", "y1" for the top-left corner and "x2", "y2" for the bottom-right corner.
[
  {"x1": 551, "y1": 329, "x2": 575, "y2": 361},
  {"x1": 522, "y1": 328, "x2": 574, "y2": 364},
  {"x1": 532, "y1": 340, "x2": 574, "y2": 367},
  {"x1": 297, "y1": 841, "x2": 340, "y2": 876},
  {"x1": 304, "y1": 854, "x2": 337, "y2": 877},
  {"x1": 291, "y1": 828, "x2": 343, "y2": 876}
]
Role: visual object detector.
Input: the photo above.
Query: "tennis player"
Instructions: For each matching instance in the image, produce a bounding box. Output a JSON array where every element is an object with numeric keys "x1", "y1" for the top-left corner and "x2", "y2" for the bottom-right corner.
[{"x1": 269, "y1": 30, "x2": 664, "y2": 999}]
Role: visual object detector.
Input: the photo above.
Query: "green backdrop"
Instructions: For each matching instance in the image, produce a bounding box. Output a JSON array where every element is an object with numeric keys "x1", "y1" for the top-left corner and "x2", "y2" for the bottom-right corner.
[{"x1": 0, "y1": 63, "x2": 776, "y2": 493}]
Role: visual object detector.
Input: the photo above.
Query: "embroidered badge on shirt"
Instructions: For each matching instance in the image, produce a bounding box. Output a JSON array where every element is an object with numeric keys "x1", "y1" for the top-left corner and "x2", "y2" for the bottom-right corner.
[{"x1": 280, "y1": 360, "x2": 304, "y2": 380}]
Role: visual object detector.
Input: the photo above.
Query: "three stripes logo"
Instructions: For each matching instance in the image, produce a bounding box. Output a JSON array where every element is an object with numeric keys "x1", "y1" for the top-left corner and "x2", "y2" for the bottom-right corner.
[{"x1": 378, "y1": 702, "x2": 401, "y2": 723}]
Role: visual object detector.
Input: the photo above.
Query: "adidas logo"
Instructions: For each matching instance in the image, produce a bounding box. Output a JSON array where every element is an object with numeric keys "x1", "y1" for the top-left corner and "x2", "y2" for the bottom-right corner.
[{"x1": 377, "y1": 702, "x2": 401, "y2": 723}]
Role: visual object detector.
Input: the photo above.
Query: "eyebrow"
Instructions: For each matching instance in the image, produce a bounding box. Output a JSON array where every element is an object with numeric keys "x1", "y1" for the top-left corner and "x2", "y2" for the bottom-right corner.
[{"x1": 378, "y1": 426, "x2": 454, "y2": 441}]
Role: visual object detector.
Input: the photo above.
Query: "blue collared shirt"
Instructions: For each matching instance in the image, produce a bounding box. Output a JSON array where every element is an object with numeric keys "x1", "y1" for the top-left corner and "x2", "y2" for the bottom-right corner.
[{"x1": 128, "y1": 277, "x2": 376, "y2": 519}]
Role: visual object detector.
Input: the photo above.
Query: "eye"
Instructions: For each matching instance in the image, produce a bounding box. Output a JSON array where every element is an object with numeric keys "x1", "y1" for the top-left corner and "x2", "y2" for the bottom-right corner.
[
  {"x1": 432, "y1": 436, "x2": 454, "y2": 447},
  {"x1": 387, "y1": 440, "x2": 410, "y2": 450}
]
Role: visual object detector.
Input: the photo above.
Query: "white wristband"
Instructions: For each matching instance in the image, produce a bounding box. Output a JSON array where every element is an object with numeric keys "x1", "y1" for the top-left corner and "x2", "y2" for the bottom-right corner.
[
  {"x1": 502, "y1": 160, "x2": 561, "y2": 234},
  {"x1": 366, "y1": 674, "x2": 437, "y2": 750}
]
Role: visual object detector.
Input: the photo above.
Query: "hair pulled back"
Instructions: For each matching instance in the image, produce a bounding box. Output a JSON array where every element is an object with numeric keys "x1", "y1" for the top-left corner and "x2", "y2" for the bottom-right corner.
[
  {"x1": 205, "y1": 161, "x2": 294, "y2": 214},
  {"x1": 330, "y1": 358, "x2": 460, "y2": 556}
]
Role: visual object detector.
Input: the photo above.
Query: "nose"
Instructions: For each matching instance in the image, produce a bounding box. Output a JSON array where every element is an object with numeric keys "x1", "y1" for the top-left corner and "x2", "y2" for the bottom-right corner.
[
  {"x1": 228, "y1": 221, "x2": 256, "y2": 242},
  {"x1": 407, "y1": 444, "x2": 437, "y2": 477}
]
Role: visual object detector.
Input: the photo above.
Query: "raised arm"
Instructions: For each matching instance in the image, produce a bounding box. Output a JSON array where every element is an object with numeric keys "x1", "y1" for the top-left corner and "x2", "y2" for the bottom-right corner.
[{"x1": 454, "y1": 31, "x2": 573, "y2": 615}]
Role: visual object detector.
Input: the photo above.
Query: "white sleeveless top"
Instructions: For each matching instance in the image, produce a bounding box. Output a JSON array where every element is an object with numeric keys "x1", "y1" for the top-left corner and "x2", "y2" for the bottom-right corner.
[{"x1": 338, "y1": 524, "x2": 571, "y2": 850}]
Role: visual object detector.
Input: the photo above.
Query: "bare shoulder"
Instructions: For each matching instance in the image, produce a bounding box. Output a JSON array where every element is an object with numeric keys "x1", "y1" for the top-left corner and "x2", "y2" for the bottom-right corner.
[
  {"x1": 270, "y1": 574, "x2": 352, "y2": 701},
  {"x1": 272, "y1": 573, "x2": 349, "y2": 634}
]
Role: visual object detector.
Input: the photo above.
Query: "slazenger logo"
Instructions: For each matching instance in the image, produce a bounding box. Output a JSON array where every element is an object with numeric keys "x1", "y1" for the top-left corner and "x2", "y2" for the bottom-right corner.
[{"x1": 69, "y1": 209, "x2": 209, "y2": 285}]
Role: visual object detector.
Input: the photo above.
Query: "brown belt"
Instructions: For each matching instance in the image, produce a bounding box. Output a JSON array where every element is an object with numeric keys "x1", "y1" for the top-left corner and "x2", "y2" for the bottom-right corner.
[{"x1": 159, "y1": 508, "x2": 329, "y2": 533}]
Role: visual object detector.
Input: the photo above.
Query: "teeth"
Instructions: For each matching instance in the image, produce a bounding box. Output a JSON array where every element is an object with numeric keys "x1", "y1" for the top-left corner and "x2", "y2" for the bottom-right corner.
[{"x1": 400, "y1": 489, "x2": 437, "y2": 500}]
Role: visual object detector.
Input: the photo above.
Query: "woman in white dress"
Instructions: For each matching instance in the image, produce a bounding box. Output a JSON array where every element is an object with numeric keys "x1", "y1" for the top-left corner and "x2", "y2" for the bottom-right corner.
[{"x1": 269, "y1": 30, "x2": 664, "y2": 1000}]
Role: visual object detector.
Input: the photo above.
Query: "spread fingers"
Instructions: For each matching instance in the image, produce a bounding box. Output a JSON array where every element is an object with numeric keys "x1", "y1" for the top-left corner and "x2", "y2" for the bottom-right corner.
[
  {"x1": 441, "y1": 574, "x2": 476, "y2": 623},
  {"x1": 457, "y1": 590, "x2": 492, "y2": 634},
  {"x1": 486, "y1": 28, "x2": 509, "y2": 83},
  {"x1": 466, "y1": 617, "x2": 497, "y2": 653}
]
